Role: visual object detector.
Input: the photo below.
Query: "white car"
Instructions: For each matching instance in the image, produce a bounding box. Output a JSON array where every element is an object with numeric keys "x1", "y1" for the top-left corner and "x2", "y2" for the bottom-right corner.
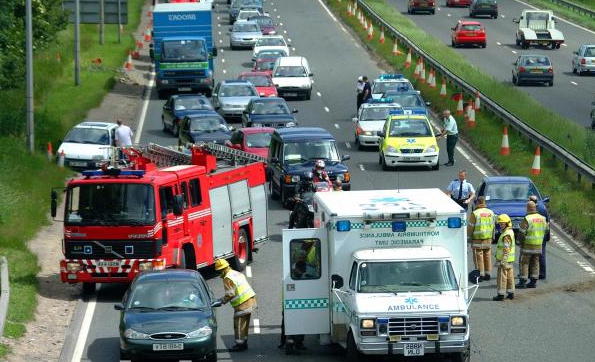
[
  {"x1": 252, "y1": 35, "x2": 290, "y2": 61},
  {"x1": 371, "y1": 74, "x2": 416, "y2": 100},
  {"x1": 236, "y1": 10, "x2": 262, "y2": 23},
  {"x1": 352, "y1": 100, "x2": 402, "y2": 150},
  {"x1": 57, "y1": 121, "x2": 117, "y2": 171},
  {"x1": 271, "y1": 56, "x2": 313, "y2": 100}
]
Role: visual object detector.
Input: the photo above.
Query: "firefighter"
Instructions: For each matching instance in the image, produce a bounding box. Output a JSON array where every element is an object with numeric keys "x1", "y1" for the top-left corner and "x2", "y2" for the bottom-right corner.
[
  {"x1": 467, "y1": 196, "x2": 495, "y2": 283},
  {"x1": 516, "y1": 201, "x2": 549, "y2": 289},
  {"x1": 493, "y1": 214, "x2": 516, "y2": 301},
  {"x1": 214, "y1": 259, "x2": 257, "y2": 352}
]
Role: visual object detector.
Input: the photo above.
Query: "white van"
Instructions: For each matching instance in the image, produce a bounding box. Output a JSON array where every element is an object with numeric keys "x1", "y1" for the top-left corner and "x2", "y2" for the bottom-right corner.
[
  {"x1": 271, "y1": 56, "x2": 313, "y2": 100},
  {"x1": 57, "y1": 121, "x2": 117, "y2": 171}
]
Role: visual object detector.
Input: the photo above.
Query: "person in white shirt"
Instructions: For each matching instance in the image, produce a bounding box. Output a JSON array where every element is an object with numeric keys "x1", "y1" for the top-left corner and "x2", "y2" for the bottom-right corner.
[
  {"x1": 438, "y1": 109, "x2": 459, "y2": 166},
  {"x1": 445, "y1": 169, "x2": 475, "y2": 211},
  {"x1": 115, "y1": 119, "x2": 133, "y2": 147}
]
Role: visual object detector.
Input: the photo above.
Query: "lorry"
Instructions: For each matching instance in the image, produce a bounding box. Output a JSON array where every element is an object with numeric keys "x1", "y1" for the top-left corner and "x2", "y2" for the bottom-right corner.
[
  {"x1": 282, "y1": 189, "x2": 476, "y2": 361},
  {"x1": 513, "y1": 9, "x2": 564, "y2": 50},
  {"x1": 151, "y1": 2, "x2": 218, "y2": 99},
  {"x1": 52, "y1": 142, "x2": 268, "y2": 294}
]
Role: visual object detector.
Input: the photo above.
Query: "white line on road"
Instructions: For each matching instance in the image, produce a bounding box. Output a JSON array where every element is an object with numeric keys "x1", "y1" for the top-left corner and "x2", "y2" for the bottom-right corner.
[
  {"x1": 577, "y1": 261, "x2": 595, "y2": 274},
  {"x1": 359, "y1": 164, "x2": 365, "y2": 171},
  {"x1": 134, "y1": 70, "x2": 155, "y2": 144},
  {"x1": 316, "y1": 91, "x2": 322, "y2": 97},
  {"x1": 571, "y1": 81, "x2": 578, "y2": 85},
  {"x1": 253, "y1": 318, "x2": 261, "y2": 334},
  {"x1": 246, "y1": 266, "x2": 252, "y2": 278},
  {"x1": 334, "y1": 123, "x2": 340, "y2": 129},
  {"x1": 324, "y1": 107, "x2": 330, "y2": 113},
  {"x1": 71, "y1": 294, "x2": 98, "y2": 362},
  {"x1": 345, "y1": 141, "x2": 352, "y2": 148}
]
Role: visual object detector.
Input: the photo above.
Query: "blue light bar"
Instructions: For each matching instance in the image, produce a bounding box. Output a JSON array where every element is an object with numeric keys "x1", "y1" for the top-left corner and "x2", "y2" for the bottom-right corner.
[
  {"x1": 336, "y1": 220, "x2": 351, "y2": 232},
  {"x1": 392, "y1": 221, "x2": 407, "y2": 232},
  {"x1": 377, "y1": 318, "x2": 389, "y2": 324},
  {"x1": 447, "y1": 217, "x2": 462, "y2": 228},
  {"x1": 378, "y1": 73, "x2": 404, "y2": 80},
  {"x1": 410, "y1": 109, "x2": 427, "y2": 115},
  {"x1": 389, "y1": 109, "x2": 405, "y2": 115},
  {"x1": 367, "y1": 98, "x2": 394, "y2": 104},
  {"x1": 438, "y1": 316, "x2": 450, "y2": 323},
  {"x1": 82, "y1": 169, "x2": 145, "y2": 177}
]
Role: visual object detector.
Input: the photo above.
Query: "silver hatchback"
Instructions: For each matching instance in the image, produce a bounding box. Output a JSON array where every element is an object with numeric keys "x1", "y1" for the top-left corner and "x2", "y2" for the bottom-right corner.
[
  {"x1": 512, "y1": 54, "x2": 554, "y2": 86},
  {"x1": 572, "y1": 44, "x2": 595, "y2": 76},
  {"x1": 230, "y1": 21, "x2": 262, "y2": 50}
]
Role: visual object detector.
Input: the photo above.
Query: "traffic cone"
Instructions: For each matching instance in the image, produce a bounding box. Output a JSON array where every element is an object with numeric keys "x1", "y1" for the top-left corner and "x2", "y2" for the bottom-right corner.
[
  {"x1": 466, "y1": 98, "x2": 473, "y2": 118},
  {"x1": 347, "y1": 3, "x2": 352, "y2": 16},
  {"x1": 147, "y1": 6, "x2": 153, "y2": 19},
  {"x1": 46, "y1": 142, "x2": 53, "y2": 161},
  {"x1": 144, "y1": 27, "x2": 151, "y2": 42},
  {"x1": 392, "y1": 39, "x2": 401, "y2": 55},
  {"x1": 530, "y1": 146, "x2": 541, "y2": 175},
  {"x1": 379, "y1": 28, "x2": 385, "y2": 44},
  {"x1": 500, "y1": 127, "x2": 510, "y2": 155},
  {"x1": 363, "y1": 18, "x2": 368, "y2": 31},
  {"x1": 353, "y1": 1, "x2": 357, "y2": 13},
  {"x1": 125, "y1": 51, "x2": 134, "y2": 70},
  {"x1": 440, "y1": 78, "x2": 447, "y2": 97},
  {"x1": 413, "y1": 58, "x2": 421, "y2": 79},
  {"x1": 428, "y1": 69, "x2": 436, "y2": 88},
  {"x1": 467, "y1": 107, "x2": 476, "y2": 129},
  {"x1": 367, "y1": 23, "x2": 374, "y2": 40},
  {"x1": 474, "y1": 90, "x2": 481, "y2": 111},
  {"x1": 57, "y1": 150, "x2": 65, "y2": 168},
  {"x1": 456, "y1": 94, "x2": 464, "y2": 115},
  {"x1": 419, "y1": 63, "x2": 426, "y2": 84},
  {"x1": 404, "y1": 49, "x2": 412, "y2": 68}
]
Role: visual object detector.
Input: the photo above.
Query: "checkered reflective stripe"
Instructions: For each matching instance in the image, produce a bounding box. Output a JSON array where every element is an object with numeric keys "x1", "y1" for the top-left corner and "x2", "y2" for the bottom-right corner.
[
  {"x1": 285, "y1": 298, "x2": 329, "y2": 309},
  {"x1": 332, "y1": 219, "x2": 467, "y2": 229}
]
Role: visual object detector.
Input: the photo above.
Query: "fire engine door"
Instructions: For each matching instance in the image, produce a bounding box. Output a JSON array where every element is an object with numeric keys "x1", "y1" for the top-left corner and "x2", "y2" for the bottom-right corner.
[{"x1": 282, "y1": 228, "x2": 330, "y2": 335}]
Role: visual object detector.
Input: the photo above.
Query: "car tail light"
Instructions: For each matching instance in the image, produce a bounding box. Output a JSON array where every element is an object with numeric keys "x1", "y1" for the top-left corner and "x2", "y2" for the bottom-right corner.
[
  {"x1": 548, "y1": 67, "x2": 553, "y2": 74},
  {"x1": 581, "y1": 59, "x2": 586, "y2": 65},
  {"x1": 519, "y1": 66, "x2": 525, "y2": 72}
]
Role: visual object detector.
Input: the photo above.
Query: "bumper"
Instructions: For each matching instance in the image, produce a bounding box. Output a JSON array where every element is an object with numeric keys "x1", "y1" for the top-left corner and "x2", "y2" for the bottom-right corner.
[
  {"x1": 156, "y1": 81, "x2": 214, "y2": 94},
  {"x1": 63, "y1": 158, "x2": 104, "y2": 171},
  {"x1": 518, "y1": 74, "x2": 554, "y2": 83},
  {"x1": 282, "y1": 181, "x2": 351, "y2": 196},
  {"x1": 219, "y1": 107, "x2": 246, "y2": 118},
  {"x1": 120, "y1": 336, "x2": 216, "y2": 361},
  {"x1": 358, "y1": 337, "x2": 469, "y2": 355},
  {"x1": 357, "y1": 134, "x2": 380, "y2": 147},
  {"x1": 383, "y1": 152, "x2": 439, "y2": 167},
  {"x1": 276, "y1": 87, "x2": 311, "y2": 98},
  {"x1": 578, "y1": 64, "x2": 595, "y2": 73},
  {"x1": 60, "y1": 258, "x2": 164, "y2": 284},
  {"x1": 231, "y1": 39, "x2": 257, "y2": 48}
]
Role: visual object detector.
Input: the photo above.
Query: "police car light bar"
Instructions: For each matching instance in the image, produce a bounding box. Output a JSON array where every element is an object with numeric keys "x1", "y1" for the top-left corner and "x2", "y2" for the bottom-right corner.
[
  {"x1": 367, "y1": 98, "x2": 394, "y2": 104},
  {"x1": 82, "y1": 169, "x2": 145, "y2": 177},
  {"x1": 378, "y1": 73, "x2": 404, "y2": 80},
  {"x1": 389, "y1": 109, "x2": 427, "y2": 115}
]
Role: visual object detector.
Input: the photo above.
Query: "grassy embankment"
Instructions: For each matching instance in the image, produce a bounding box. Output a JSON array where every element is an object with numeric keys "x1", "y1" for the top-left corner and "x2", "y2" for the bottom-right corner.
[
  {"x1": 326, "y1": 0, "x2": 595, "y2": 241},
  {"x1": 0, "y1": 0, "x2": 144, "y2": 356}
]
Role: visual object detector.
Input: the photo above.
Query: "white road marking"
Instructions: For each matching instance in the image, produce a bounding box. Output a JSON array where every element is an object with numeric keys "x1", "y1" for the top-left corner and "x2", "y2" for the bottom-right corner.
[
  {"x1": 246, "y1": 266, "x2": 252, "y2": 278},
  {"x1": 134, "y1": 69, "x2": 155, "y2": 144},
  {"x1": 221, "y1": 58, "x2": 226, "y2": 63},
  {"x1": 253, "y1": 319, "x2": 261, "y2": 334},
  {"x1": 324, "y1": 107, "x2": 330, "y2": 113},
  {"x1": 577, "y1": 261, "x2": 595, "y2": 275},
  {"x1": 359, "y1": 164, "x2": 365, "y2": 171},
  {"x1": 317, "y1": 0, "x2": 338, "y2": 22},
  {"x1": 512, "y1": 50, "x2": 518, "y2": 54},
  {"x1": 457, "y1": 146, "x2": 489, "y2": 177},
  {"x1": 345, "y1": 141, "x2": 352, "y2": 148},
  {"x1": 496, "y1": 42, "x2": 502, "y2": 46},
  {"x1": 316, "y1": 91, "x2": 322, "y2": 97},
  {"x1": 334, "y1": 123, "x2": 339, "y2": 129},
  {"x1": 222, "y1": 69, "x2": 227, "y2": 74},
  {"x1": 571, "y1": 81, "x2": 578, "y2": 85},
  {"x1": 71, "y1": 294, "x2": 98, "y2": 362}
]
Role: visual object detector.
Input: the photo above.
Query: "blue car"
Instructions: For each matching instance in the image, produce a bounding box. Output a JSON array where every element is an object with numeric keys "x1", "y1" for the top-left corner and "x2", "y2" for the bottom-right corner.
[
  {"x1": 474, "y1": 176, "x2": 550, "y2": 239},
  {"x1": 381, "y1": 90, "x2": 431, "y2": 116},
  {"x1": 162, "y1": 94, "x2": 215, "y2": 137},
  {"x1": 178, "y1": 111, "x2": 234, "y2": 147},
  {"x1": 241, "y1": 97, "x2": 298, "y2": 128}
]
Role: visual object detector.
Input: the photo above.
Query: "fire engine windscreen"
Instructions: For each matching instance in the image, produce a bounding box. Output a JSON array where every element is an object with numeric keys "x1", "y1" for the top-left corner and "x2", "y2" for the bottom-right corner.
[
  {"x1": 66, "y1": 184, "x2": 156, "y2": 225},
  {"x1": 356, "y1": 260, "x2": 458, "y2": 293},
  {"x1": 162, "y1": 39, "x2": 208, "y2": 62}
]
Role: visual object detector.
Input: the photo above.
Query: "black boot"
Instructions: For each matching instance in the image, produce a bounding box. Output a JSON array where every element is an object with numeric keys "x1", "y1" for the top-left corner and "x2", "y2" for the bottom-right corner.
[
  {"x1": 526, "y1": 278, "x2": 537, "y2": 288},
  {"x1": 492, "y1": 294, "x2": 505, "y2": 301},
  {"x1": 506, "y1": 293, "x2": 515, "y2": 300},
  {"x1": 285, "y1": 341, "x2": 301, "y2": 355},
  {"x1": 516, "y1": 278, "x2": 527, "y2": 289},
  {"x1": 229, "y1": 342, "x2": 248, "y2": 352},
  {"x1": 483, "y1": 274, "x2": 491, "y2": 281}
]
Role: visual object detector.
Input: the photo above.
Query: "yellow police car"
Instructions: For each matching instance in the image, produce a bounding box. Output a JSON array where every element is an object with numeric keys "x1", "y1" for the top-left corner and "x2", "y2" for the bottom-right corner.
[{"x1": 377, "y1": 110, "x2": 440, "y2": 171}]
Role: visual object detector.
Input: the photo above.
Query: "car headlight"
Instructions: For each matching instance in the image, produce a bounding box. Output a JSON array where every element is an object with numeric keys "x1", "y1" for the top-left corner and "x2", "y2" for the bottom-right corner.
[
  {"x1": 66, "y1": 262, "x2": 82, "y2": 272},
  {"x1": 187, "y1": 325, "x2": 213, "y2": 339},
  {"x1": 425, "y1": 145, "x2": 437, "y2": 153},
  {"x1": 124, "y1": 328, "x2": 151, "y2": 340},
  {"x1": 290, "y1": 175, "x2": 300, "y2": 183},
  {"x1": 336, "y1": 174, "x2": 345, "y2": 181},
  {"x1": 285, "y1": 122, "x2": 296, "y2": 127},
  {"x1": 451, "y1": 316, "x2": 466, "y2": 326},
  {"x1": 161, "y1": 79, "x2": 169, "y2": 84},
  {"x1": 269, "y1": 30, "x2": 276, "y2": 35},
  {"x1": 363, "y1": 131, "x2": 374, "y2": 136},
  {"x1": 386, "y1": 145, "x2": 398, "y2": 153},
  {"x1": 361, "y1": 319, "x2": 375, "y2": 329}
]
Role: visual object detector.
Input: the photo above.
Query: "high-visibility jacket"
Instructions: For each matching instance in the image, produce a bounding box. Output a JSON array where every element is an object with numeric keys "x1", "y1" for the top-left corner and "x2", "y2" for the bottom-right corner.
[
  {"x1": 495, "y1": 228, "x2": 515, "y2": 262},
  {"x1": 224, "y1": 270, "x2": 256, "y2": 308},
  {"x1": 471, "y1": 207, "x2": 495, "y2": 240},
  {"x1": 520, "y1": 212, "x2": 547, "y2": 253}
]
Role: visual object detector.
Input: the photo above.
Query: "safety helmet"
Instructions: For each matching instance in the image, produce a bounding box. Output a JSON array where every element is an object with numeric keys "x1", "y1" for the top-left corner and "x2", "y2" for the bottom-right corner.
[
  {"x1": 314, "y1": 160, "x2": 325, "y2": 169},
  {"x1": 497, "y1": 214, "x2": 511, "y2": 225},
  {"x1": 214, "y1": 259, "x2": 229, "y2": 271}
]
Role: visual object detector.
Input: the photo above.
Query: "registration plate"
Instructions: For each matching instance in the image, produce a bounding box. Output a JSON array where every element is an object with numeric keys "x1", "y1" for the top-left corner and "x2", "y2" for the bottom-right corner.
[
  {"x1": 530, "y1": 69, "x2": 543, "y2": 74},
  {"x1": 178, "y1": 87, "x2": 192, "y2": 92},
  {"x1": 403, "y1": 342, "x2": 424, "y2": 356},
  {"x1": 97, "y1": 260, "x2": 120, "y2": 268},
  {"x1": 404, "y1": 156, "x2": 421, "y2": 161},
  {"x1": 153, "y1": 343, "x2": 184, "y2": 351},
  {"x1": 284, "y1": 92, "x2": 298, "y2": 97},
  {"x1": 69, "y1": 161, "x2": 87, "y2": 167}
]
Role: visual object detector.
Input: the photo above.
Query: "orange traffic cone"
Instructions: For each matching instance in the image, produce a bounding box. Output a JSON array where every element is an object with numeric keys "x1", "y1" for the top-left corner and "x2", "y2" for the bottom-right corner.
[
  {"x1": 125, "y1": 51, "x2": 134, "y2": 70},
  {"x1": 379, "y1": 28, "x2": 385, "y2": 44},
  {"x1": 419, "y1": 63, "x2": 426, "y2": 84},
  {"x1": 147, "y1": 6, "x2": 153, "y2": 19},
  {"x1": 367, "y1": 24, "x2": 374, "y2": 40},
  {"x1": 46, "y1": 142, "x2": 53, "y2": 161},
  {"x1": 392, "y1": 39, "x2": 401, "y2": 55},
  {"x1": 530, "y1": 146, "x2": 541, "y2": 175},
  {"x1": 413, "y1": 58, "x2": 421, "y2": 79},
  {"x1": 428, "y1": 69, "x2": 436, "y2": 88},
  {"x1": 467, "y1": 107, "x2": 476, "y2": 128},
  {"x1": 404, "y1": 49, "x2": 412, "y2": 68},
  {"x1": 440, "y1": 78, "x2": 447, "y2": 97},
  {"x1": 456, "y1": 94, "x2": 464, "y2": 115},
  {"x1": 500, "y1": 126, "x2": 510, "y2": 155},
  {"x1": 474, "y1": 90, "x2": 481, "y2": 111},
  {"x1": 347, "y1": 3, "x2": 352, "y2": 16},
  {"x1": 57, "y1": 150, "x2": 65, "y2": 168},
  {"x1": 144, "y1": 27, "x2": 152, "y2": 42}
]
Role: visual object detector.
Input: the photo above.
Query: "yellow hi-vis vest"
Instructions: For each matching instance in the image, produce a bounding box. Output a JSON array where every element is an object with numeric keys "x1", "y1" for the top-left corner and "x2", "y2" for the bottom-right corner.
[
  {"x1": 522, "y1": 213, "x2": 547, "y2": 252},
  {"x1": 496, "y1": 228, "x2": 515, "y2": 262},
  {"x1": 225, "y1": 270, "x2": 256, "y2": 308},
  {"x1": 472, "y1": 207, "x2": 495, "y2": 240}
]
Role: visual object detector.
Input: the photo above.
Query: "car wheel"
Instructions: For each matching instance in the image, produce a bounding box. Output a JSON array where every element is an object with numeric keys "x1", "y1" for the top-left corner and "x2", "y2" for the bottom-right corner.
[
  {"x1": 269, "y1": 179, "x2": 279, "y2": 200},
  {"x1": 157, "y1": 89, "x2": 166, "y2": 99},
  {"x1": 381, "y1": 154, "x2": 391, "y2": 171},
  {"x1": 549, "y1": 80, "x2": 554, "y2": 87},
  {"x1": 205, "y1": 351, "x2": 218, "y2": 362},
  {"x1": 82, "y1": 282, "x2": 96, "y2": 295},
  {"x1": 481, "y1": 42, "x2": 487, "y2": 49},
  {"x1": 162, "y1": 118, "x2": 168, "y2": 133},
  {"x1": 431, "y1": 162, "x2": 439, "y2": 171},
  {"x1": 346, "y1": 331, "x2": 361, "y2": 362},
  {"x1": 231, "y1": 228, "x2": 249, "y2": 272},
  {"x1": 572, "y1": 63, "x2": 577, "y2": 74},
  {"x1": 493, "y1": 13, "x2": 498, "y2": 19},
  {"x1": 469, "y1": 12, "x2": 474, "y2": 18},
  {"x1": 378, "y1": 153, "x2": 383, "y2": 165},
  {"x1": 172, "y1": 123, "x2": 180, "y2": 137},
  {"x1": 512, "y1": 74, "x2": 517, "y2": 85},
  {"x1": 451, "y1": 40, "x2": 457, "y2": 48},
  {"x1": 431, "y1": 10, "x2": 435, "y2": 14},
  {"x1": 230, "y1": 44, "x2": 235, "y2": 50},
  {"x1": 450, "y1": 345, "x2": 471, "y2": 362},
  {"x1": 305, "y1": 90, "x2": 311, "y2": 100}
]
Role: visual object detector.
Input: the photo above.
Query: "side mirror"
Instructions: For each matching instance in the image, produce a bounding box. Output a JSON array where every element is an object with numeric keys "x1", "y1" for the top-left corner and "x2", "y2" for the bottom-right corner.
[
  {"x1": 309, "y1": 72, "x2": 314, "y2": 77},
  {"x1": 211, "y1": 299, "x2": 223, "y2": 308},
  {"x1": 341, "y1": 154, "x2": 351, "y2": 161},
  {"x1": 173, "y1": 194, "x2": 184, "y2": 216},
  {"x1": 292, "y1": 109, "x2": 298, "y2": 113},
  {"x1": 114, "y1": 303, "x2": 125, "y2": 311},
  {"x1": 331, "y1": 274, "x2": 344, "y2": 289},
  {"x1": 212, "y1": 47, "x2": 218, "y2": 57},
  {"x1": 377, "y1": 130, "x2": 385, "y2": 138}
]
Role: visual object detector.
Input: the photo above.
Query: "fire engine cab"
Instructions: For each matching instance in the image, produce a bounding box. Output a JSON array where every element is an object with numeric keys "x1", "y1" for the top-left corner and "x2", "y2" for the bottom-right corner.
[{"x1": 52, "y1": 142, "x2": 268, "y2": 294}]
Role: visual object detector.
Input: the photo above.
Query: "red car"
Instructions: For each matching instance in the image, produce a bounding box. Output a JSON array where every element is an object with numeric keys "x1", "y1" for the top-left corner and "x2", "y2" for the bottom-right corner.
[
  {"x1": 238, "y1": 71, "x2": 278, "y2": 97},
  {"x1": 226, "y1": 127, "x2": 274, "y2": 159},
  {"x1": 451, "y1": 21, "x2": 487, "y2": 48},
  {"x1": 252, "y1": 58, "x2": 277, "y2": 77},
  {"x1": 446, "y1": 0, "x2": 472, "y2": 6},
  {"x1": 250, "y1": 15, "x2": 278, "y2": 35}
]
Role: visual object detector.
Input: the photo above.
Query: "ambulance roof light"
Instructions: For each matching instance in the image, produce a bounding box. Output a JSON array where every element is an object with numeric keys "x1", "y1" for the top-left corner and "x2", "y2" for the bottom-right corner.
[
  {"x1": 378, "y1": 74, "x2": 404, "y2": 80},
  {"x1": 82, "y1": 169, "x2": 145, "y2": 178},
  {"x1": 336, "y1": 220, "x2": 351, "y2": 232},
  {"x1": 447, "y1": 217, "x2": 462, "y2": 228},
  {"x1": 367, "y1": 98, "x2": 394, "y2": 104},
  {"x1": 364, "y1": 211, "x2": 437, "y2": 221}
]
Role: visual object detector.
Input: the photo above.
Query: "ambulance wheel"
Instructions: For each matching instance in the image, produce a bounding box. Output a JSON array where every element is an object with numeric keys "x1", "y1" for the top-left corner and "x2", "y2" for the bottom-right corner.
[
  {"x1": 82, "y1": 282, "x2": 96, "y2": 295},
  {"x1": 346, "y1": 331, "x2": 362, "y2": 362},
  {"x1": 450, "y1": 345, "x2": 471, "y2": 362},
  {"x1": 231, "y1": 229, "x2": 249, "y2": 272}
]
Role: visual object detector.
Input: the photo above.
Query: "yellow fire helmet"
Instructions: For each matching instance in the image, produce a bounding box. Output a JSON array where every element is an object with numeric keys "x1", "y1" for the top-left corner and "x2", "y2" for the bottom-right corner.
[
  {"x1": 214, "y1": 259, "x2": 230, "y2": 271},
  {"x1": 497, "y1": 214, "x2": 512, "y2": 225}
]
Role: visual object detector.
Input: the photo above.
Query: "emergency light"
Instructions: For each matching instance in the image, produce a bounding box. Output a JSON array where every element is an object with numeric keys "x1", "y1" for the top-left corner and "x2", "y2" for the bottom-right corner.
[
  {"x1": 447, "y1": 217, "x2": 462, "y2": 228},
  {"x1": 82, "y1": 169, "x2": 145, "y2": 178},
  {"x1": 336, "y1": 220, "x2": 351, "y2": 232},
  {"x1": 389, "y1": 109, "x2": 426, "y2": 116},
  {"x1": 367, "y1": 98, "x2": 394, "y2": 104},
  {"x1": 378, "y1": 73, "x2": 404, "y2": 80}
]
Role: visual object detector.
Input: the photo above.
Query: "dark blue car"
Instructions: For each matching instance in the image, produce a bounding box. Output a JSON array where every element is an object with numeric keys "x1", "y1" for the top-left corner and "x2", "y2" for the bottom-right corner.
[
  {"x1": 162, "y1": 94, "x2": 214, "y2": 137},
  {"x1": 474, "y1": 176, "x2": 550, "y2": 238},
  {"x1": 178, "y1": 111, "x2": 233, "y2": 147},
  {"x1": 267, "y1": 127, "x2": 351, "y2": 205},
  {"x1": 382, "y1": 90, "x2": 431, "y2": 116},
  {"x1": 241, "y1": 97, "x2": 298, "y2": 128}
]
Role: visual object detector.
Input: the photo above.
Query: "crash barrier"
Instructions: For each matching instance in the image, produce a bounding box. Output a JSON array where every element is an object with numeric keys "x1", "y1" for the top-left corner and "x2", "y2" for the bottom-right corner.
[
  {"x1": 354, "y1": 0, "x2": 595, "y2": 188},
  {"x1": 0, "y1": 256, "x2": 9, "y2": 338},
  {"x1": 549, "y1": 0, "x2": 595, "y2": 19}
]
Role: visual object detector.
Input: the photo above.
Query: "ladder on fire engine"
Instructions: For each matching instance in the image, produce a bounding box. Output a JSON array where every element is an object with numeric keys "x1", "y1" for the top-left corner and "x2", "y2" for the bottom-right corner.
[
  {"x1": 194, "y1": 142, "x2": 266, "y2": 165},
  {"x1": 145, "y1": 142, "x2": 266, "y2": 168}
]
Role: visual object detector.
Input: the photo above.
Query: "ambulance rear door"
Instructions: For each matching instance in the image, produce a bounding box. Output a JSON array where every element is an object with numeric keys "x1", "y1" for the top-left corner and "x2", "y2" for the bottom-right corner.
[{"x1": 282, "y1": 227, "x2": 330, "y2": 335}]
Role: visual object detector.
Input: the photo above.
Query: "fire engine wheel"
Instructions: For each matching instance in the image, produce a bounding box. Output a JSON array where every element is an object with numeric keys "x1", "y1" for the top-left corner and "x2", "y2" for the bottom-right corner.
[
  {"x1": 82, "y1": 282, "x2": 96, "y2": 295},
  {"x1": 231, "y1": 228, "x2": 250, "y2": 272},
  {"x1": 346, "y1": 331, "x2": 361, "y2": 362}
]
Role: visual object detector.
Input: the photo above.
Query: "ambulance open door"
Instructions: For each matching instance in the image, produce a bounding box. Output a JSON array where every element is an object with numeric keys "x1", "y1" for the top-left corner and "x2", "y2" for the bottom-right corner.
[{"x1": 282, "y1": 228, "x2": 330, "y2": 336}]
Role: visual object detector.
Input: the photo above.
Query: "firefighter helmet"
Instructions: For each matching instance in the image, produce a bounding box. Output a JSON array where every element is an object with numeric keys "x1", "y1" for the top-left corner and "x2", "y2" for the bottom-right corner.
[
  {"x1": 497, "y1": 214, "x2": 512, "y2": 225},
  {"x1": 214, "y1": 259, "x2": 230, "y2": 271}
]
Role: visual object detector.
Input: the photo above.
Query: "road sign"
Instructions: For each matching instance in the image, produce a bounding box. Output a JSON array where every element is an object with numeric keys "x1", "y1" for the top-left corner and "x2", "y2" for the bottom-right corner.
[{"x1": 63, "y1": 0, "x2": 128, "y2": 24}]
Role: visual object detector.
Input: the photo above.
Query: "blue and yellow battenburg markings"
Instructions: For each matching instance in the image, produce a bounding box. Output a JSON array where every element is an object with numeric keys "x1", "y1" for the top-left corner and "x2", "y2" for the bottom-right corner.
[{"x1": 285, "y1": 298, "x2": 329, "y2": 309}]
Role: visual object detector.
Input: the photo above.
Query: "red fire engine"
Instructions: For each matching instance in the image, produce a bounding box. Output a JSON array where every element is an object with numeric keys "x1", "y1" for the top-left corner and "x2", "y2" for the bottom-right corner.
[{"x1": 51, "y1": 143, "x2": 268, "y2": 294}]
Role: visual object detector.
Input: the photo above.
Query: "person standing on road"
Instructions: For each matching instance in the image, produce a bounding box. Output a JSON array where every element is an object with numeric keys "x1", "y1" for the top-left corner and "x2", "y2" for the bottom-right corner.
[
  {"x1": 529, "y1": 195, "x2": 550, "y2": 279},
  {"x1": 438, "y1": 109, "x2": 458, "y2": 166},
  {"x1": 516, "y1": 201, "x2": 549, "y2": 289},
  {"x1": 445, "y1": 169, "x2": 475, "y2": 211},
  {"x1": 115, "y1": 119, "x2": 133, "y2": 147},
  {"x1": 214, "y1": 259, "x2": 257, "y2": 352},
  {"x1": 467, "y1": 196, "x2": 495, "y2": 283},
  {"x1": 493, "y1": 214, "x2": 516, "y2": 301},
  {"x1": 356, "y1": 76, "x2": 365, "y2": 112},
  {"x1": 361, "y1": 76, "x2": 372, "y2": 104}
]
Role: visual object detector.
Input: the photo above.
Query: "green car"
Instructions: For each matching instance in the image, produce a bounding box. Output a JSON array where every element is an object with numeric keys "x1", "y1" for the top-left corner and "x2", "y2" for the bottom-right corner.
[{"x1": 114, "y1": 269, "x2": 222, "y2": 362}]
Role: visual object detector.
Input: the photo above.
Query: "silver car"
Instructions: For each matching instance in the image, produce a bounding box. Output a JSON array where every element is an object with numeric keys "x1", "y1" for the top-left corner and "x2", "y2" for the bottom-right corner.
[
  {"x1": 352, "y1": 101, "x2": 402, "y2": 150},
  {"x1": 212, "y1": 80, "x2": 260, "y2": 120},
  {"x1": 230, "y1": 21, "x2": 262, "y2": 50},
  {"x1": 512, "y1": 54, "x2": 554, "y2": 86},
  {"x1": 572, "y1": 44, "x2": 595, "y2": 76}
]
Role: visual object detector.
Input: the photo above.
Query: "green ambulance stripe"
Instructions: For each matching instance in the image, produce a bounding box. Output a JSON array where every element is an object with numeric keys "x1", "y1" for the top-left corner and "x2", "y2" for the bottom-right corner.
[
  {"x1": 332, "y1": 219, "x2": 467, "y2": 229},
  {"x1": 285, "y1": 298, "x2": 329, "y2": 309}
]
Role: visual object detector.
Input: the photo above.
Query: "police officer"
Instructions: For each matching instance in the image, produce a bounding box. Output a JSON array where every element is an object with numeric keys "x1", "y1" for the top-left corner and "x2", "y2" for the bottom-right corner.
[
  {"x1": 493, "y1": 214, "x2": 515, "y2": 301},
  {"x1": 214, "y1": 259, "x2": 257, "y2": 352},
  {"x1": 467, "y1": 196, "x2": 495, "y2": 283},
  {"x1": 445, "y1": 169, "x2": 475, "y2": 211},
  {"x1": 516, "y1": 201, "x2": 549, "y2": 289}
]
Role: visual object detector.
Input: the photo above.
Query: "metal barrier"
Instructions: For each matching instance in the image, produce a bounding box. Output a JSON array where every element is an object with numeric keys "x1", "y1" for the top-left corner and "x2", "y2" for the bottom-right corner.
[
  {"x1": 354, "y1": 0, "x2": 595, "y2": 188},
  {"x1": 549, "y1": 0, "x2": 595, "y2": 18},
  {"x1": 0, "y1": 256, "x2": 9, "y2": 338}
]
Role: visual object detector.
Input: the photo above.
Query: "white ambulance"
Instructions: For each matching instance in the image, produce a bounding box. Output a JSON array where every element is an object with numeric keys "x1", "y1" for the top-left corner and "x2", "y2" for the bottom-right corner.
[{"x1": 282, "y1": 189, "x2": 476, "y2": 362}]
